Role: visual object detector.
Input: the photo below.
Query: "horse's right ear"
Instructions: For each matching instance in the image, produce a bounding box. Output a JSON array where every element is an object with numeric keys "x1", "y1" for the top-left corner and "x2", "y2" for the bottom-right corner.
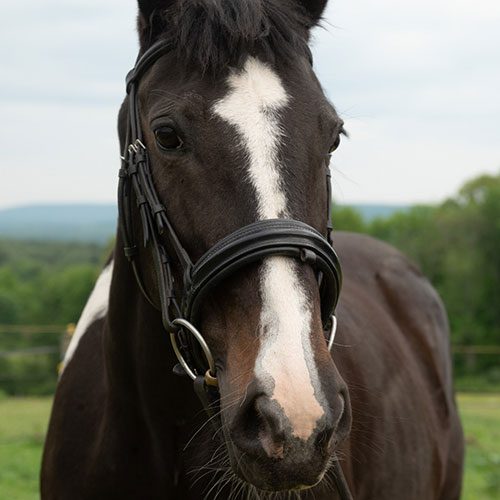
[
  {"x1": 297, "y1": 0, "x2": 328, "y2": 25},
  {"x1": 137, "y1": 0, "x2": 175, "y2": 48}
]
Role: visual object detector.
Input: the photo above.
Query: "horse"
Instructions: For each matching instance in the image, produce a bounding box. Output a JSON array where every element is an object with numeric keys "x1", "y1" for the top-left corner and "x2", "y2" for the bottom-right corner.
[{"x1": 41, "y1": 1, "x2": 464, "y2": 498}]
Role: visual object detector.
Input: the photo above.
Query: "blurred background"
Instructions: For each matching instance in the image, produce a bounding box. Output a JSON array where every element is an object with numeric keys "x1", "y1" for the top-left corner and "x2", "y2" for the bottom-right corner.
[{"x1": 0, "y1": 1, "x2": 499, "y2": 498}]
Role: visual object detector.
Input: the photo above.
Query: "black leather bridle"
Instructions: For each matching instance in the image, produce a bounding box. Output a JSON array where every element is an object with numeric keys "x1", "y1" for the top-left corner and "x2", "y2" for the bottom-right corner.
[
  {"x1": 118, "y1": 40, "x2": 351, "y2": 499},
  {"x1": 119, "y1": 38, "x2": 342, "y2": 385}
]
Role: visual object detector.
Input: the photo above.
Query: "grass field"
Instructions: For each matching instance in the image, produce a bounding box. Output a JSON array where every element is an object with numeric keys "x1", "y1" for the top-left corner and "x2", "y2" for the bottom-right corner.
[
  {"x1": 0, "y1": 394, "x2": 499, "y2": 499},
  {"x1": 0, "y1": 397, "x2": 51, "y2": 500},
  {"x1": 458, "y1": 394, "x2": 500, "y2": 499}
]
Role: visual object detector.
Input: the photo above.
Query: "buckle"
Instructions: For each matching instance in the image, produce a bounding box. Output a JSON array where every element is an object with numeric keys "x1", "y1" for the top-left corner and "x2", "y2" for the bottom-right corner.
[{"x1": 127, "y1": 139, "x2": 146, "y2": 155}]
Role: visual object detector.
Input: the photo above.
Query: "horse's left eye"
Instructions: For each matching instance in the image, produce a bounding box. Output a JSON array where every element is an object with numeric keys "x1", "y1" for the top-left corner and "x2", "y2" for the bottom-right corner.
[
  {"x1": 154, "y1": 126, "x2": 184, "y2": 151},
  {"x1": 330, "y1": 135, "x2": 341, "y2": 153}
]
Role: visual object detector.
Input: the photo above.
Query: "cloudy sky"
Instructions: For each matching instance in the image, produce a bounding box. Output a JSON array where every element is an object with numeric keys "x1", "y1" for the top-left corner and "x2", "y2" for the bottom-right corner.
[{"x1": 1, "y1": 0, "x2": 499, "y2": 209}]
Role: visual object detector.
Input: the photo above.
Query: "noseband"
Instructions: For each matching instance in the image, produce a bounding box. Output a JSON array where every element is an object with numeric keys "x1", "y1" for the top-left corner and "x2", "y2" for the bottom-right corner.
[{"x1": 118, "y1": 39, "x2": 342, "y2": 391}]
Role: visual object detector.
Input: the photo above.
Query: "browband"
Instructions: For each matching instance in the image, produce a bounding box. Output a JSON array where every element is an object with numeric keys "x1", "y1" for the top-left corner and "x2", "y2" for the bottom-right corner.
[{"x1": 126, "y1": 41, "x2": 173, "y2": 91}]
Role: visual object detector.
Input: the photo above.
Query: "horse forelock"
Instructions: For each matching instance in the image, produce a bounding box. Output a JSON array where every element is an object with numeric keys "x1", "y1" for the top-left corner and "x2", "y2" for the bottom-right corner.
[{"x1": 149, "y1": 0, "x2": 312, "y2": 74}]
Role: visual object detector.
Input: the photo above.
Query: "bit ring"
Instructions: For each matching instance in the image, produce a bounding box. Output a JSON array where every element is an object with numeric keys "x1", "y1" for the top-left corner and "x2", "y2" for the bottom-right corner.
[{"x1": 170, "y1": 318, "x2": 216, "y2": 382}]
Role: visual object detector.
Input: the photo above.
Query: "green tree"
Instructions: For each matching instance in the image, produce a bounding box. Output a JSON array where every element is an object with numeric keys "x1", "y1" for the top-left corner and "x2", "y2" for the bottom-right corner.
[
  {"x1": 332, "y1": 206, "x2": 367, "y2": 233},
  {"x1": 332, "y1": 172, "x2": 500, "y2": 358}
]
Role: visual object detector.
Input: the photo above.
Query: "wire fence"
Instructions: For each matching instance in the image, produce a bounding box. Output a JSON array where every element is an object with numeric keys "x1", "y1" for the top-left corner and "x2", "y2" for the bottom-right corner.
[
  {"x1": 0, "y1": 346, "x2": 59, "y2": 358},
  {"x1": 0, "y1": 325, "x2": 70, "y2": 334},
  {"x1": 0, "y1": 324, "x2": 499, "y2": 352}
]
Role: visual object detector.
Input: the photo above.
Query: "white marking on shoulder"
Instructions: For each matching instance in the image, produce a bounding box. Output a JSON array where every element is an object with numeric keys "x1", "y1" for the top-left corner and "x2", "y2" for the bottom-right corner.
[
  {"x1": 61, "y1": 260, "x2": 114, "y2": 373},
  {"x1": 213, "y1": 58, "x2": 325, "y2": 440}
]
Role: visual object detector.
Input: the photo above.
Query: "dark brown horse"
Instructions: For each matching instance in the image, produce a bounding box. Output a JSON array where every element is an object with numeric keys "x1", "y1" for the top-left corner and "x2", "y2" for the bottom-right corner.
[{"x1": 41, "y1": 1, "x2": 464, "y2": 498}]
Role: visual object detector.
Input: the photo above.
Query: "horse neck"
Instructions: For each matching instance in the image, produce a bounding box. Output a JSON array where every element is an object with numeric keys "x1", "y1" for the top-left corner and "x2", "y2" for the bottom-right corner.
[{"x1": 104, "y1": 237, "x2": 188, "y2": 415}]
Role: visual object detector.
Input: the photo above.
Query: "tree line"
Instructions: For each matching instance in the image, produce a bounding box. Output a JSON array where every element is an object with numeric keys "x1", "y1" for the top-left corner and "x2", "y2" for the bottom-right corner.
[
  {"x1": 333, "y1": 172, "x2": 500, "y2": 349},
  {"x1": 0, "y1": 240, "x2": 108, "y2": 325},
  {"x1": 0, "y1": 241, "x2": 109, "y2": 395}
]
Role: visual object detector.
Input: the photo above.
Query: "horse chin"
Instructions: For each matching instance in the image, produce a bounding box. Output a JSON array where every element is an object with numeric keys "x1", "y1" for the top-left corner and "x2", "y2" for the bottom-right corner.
[
  {"x1": 232, "y1": 458, "x2": 326, "y2": 492},
  {"x1": 225, "y1": 439, "x2": 329, "y2": 492}
]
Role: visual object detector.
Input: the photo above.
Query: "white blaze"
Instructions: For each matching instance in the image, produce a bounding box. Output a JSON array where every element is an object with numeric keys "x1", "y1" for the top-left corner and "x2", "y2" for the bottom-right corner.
[
  {"x1": 213, "y1": 58, "x2": 324, "y2": 440},
  {"x1": 61, "y1": 260, "x2": 114, "y2": 372}
]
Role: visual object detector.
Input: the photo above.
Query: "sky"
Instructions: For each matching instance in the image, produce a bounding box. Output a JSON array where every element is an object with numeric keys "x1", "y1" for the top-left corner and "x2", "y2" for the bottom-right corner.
[{"x1": 1, "y1": 0, "x2": 499, "y2": 209}]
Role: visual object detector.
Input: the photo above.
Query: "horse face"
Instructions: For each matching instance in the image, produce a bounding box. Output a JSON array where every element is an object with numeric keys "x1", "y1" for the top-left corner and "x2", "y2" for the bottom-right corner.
[{"x1": 125, "y1": 0, "x2": 351, "y2": 491}]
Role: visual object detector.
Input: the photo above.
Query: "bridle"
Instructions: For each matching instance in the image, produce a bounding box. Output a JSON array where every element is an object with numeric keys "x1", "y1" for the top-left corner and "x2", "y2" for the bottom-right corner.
[
  {"x1": 119, "y1": 38, "x2": 342, "y2": 389},
  {"x1": 118, "y1": 39, "x2": 351, "y2": 499}
]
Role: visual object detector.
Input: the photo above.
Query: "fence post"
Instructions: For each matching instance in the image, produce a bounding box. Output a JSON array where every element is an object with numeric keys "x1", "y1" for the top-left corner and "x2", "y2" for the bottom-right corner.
[{"x1": 57, "y1": 323, "x2": 75, "y2": 375}]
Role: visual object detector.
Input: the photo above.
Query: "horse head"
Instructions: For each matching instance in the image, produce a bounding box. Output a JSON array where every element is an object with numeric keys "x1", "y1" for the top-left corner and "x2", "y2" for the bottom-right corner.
[{"x1": 119, "y1": 0, "x2": 351, "y2": 491}]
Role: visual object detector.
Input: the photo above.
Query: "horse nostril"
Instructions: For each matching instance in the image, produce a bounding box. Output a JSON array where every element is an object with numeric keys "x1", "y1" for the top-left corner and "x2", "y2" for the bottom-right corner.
[
  {"x1": 254, "y1": 395, "x2": 286, "y2": 459},
  {"x1": 315, "y1": 425, "x2": 334, "y2": 452},
  {"x1": 254, "y1": 396, "x2": 285, "y2": 437},
  {"x1": 314, "y1": 392, "x2": 347, "y2": 453},
  {"x1": 231, "y1": 394, "x2": 287, "y2": 460}
]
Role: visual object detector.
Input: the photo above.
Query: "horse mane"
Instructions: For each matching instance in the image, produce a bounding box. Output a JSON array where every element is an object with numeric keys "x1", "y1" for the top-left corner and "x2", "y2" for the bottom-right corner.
[{"x1": 151, "y1": 0, "x2": 313, "y2": 73}]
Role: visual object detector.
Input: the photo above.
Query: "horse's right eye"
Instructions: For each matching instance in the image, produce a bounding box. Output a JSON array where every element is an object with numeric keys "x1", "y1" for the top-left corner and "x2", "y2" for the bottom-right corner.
[
  {"x1": 329, "y1": 135, "x2": 341, "y2": 153},
  {"x1": 154, "y1": 126, "x2": 184, "y2": 151}
]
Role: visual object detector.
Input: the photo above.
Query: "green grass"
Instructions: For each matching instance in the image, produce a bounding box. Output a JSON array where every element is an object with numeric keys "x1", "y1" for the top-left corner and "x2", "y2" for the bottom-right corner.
[
  {"x1": 0, "y1": 395, "x2": 499, "y2": 499},
  {"x1": 0, "y1": 397, "x2": 52, "y2": 500},
  {"x1": 458, "y1": 394, "x2": 500, "y2": 499}
]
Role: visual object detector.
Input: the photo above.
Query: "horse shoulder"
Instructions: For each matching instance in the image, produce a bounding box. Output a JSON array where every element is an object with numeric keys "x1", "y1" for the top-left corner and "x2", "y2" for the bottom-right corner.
[
  {"x1": 41, "y1": 263, "x2": 113, "y2": 498},
  {"x1": 334, "y1": 232, "x2": 463, "y2": 499},
  {"x1": 335, "y1": 231, "x2": 453, "y2": 397}
]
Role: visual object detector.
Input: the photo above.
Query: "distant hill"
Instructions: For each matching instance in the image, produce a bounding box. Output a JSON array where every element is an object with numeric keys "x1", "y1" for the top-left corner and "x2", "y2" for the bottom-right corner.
[
  {"x1": 343, "y1": 204, "x2": 409, "y2": 221},
  {"x1": 0, "y1": 203, "x2": 408, "y2": 243},
  {"x1": 0, "y1": 204, "x2": 117, "y2": 243}
]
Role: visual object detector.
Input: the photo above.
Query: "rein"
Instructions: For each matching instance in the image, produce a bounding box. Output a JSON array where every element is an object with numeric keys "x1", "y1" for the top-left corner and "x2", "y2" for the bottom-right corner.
[{"x1": 118, "y1": 39, "x2": 352, "y2": 500}]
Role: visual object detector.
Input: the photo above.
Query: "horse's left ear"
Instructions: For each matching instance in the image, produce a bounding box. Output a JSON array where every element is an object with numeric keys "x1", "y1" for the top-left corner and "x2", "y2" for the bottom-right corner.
[
  {"x1": 137, "y1": 0, "x2": 176, "y2": 48},
  {"x1": 298, "y1": 0, "x2": 328, "y2": 24}
]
